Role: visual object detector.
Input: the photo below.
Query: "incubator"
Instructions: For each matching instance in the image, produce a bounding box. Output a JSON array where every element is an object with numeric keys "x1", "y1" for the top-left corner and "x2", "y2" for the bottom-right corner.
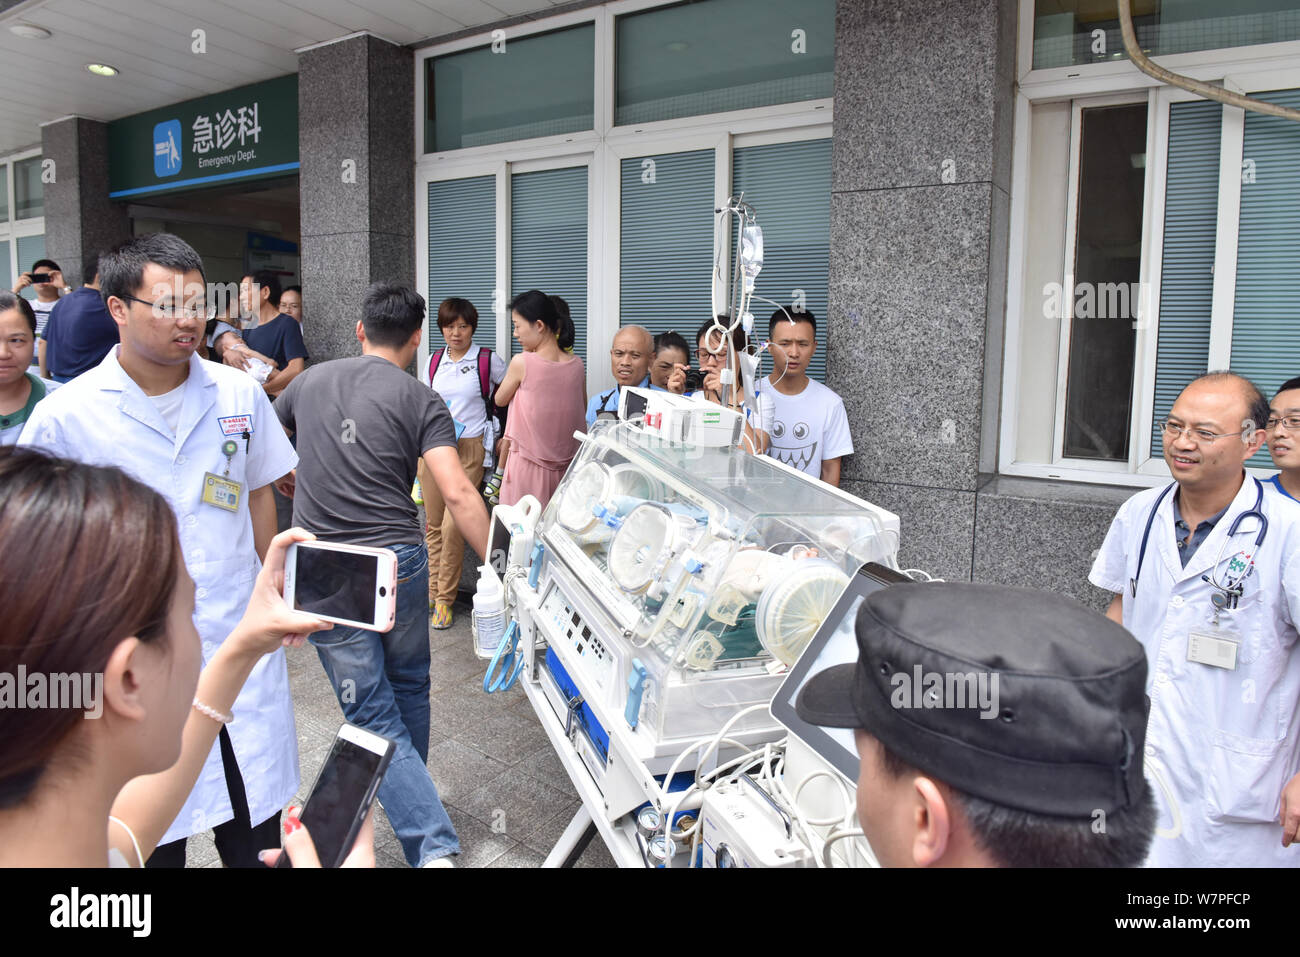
[
  {"x1": 476, "y1": 193, "x2": 902, "y2": 867},
  {"x1": 481, "y1": 408, "x2": 900, "y2": 866}
]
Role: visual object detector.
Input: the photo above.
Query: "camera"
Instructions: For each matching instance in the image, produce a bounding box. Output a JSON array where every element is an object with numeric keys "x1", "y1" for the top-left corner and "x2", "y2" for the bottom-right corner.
[
  {"x1": 684, "y1": 368, "x2": 705, "y2": 392},
  {"x1": 29, "y1": 272, "x2": 51, "y2": 284}
]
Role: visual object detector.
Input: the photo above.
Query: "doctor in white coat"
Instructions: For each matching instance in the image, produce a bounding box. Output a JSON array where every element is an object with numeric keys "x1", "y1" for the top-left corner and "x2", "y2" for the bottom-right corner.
[
  {"x1": 18, "y1": 234, "x2": 298, "y2": 866},
  {"x1": 1090, "y1": 372, "x2": 1300, "y2": 866}
]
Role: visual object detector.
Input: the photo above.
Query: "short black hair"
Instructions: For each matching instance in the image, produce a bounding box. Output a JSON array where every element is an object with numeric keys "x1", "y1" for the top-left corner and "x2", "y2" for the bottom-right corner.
[
  {"x1": 81, "y1": 256, "x2": 101, "y2": 287},
  {"x1": 437, "y1": 297, "x2": 478, "y2": 332},
  {"x1": 878, "y1": 741, "x2": 1155, "y2": 868},
  {"x1": 99, "y1": 234, "x2": 205, "y2": 308},
  {"x1": 1188, "y1": 371, "x2": 1269, "y2": 432},
  {"x1": 31, "y1": 259, "x2": 59, "y2": 274},
  {"x1": 768, "y1": 307, "x2": 816, "y2": 338},
  {"x1": 282, "y1": 284, "x2": 301, "y2": 298},
  {"x1": 362, "y1": 282, "x2": 425, "y2": 349},
  {"x1": 0, "y1": 291, "x2": 37, "y2": 334},
  {"x1": 654, "y1": 330, "x2": 689, "y2": 357},
  {"x1": 1276, "y1": 377, "x2": 1300, "y2": 397},
  {"x1": 245, "y1": 269, "x2": 282, "y2": 308}
]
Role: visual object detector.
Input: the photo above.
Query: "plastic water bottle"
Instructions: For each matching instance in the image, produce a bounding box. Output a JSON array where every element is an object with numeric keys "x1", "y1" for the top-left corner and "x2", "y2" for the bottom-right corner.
[{"x1": 472, "y1": 565, "x2": 505, "y2": 655}]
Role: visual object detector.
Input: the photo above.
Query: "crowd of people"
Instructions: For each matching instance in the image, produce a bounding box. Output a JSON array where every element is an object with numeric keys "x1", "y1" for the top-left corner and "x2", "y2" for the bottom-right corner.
[{"x1": 1, "y1": 230, "x2": 1298, "y2": 869}]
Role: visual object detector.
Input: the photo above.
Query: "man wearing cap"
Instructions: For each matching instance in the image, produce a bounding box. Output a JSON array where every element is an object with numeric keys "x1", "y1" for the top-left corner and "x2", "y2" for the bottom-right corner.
[
  {"x1": 1090, "y1": 373, "x2": 1300, "y2": 867},
  {"x1": 796, "y1": 582, "x2": 1156, "y2": 867}
]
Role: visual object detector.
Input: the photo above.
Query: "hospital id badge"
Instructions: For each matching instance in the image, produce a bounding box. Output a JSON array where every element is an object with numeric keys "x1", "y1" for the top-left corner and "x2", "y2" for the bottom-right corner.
[
  {"x1": 201, "y1": 472, "x2": 243, "y2": 512},
  {"x1": 1187, "y1": 629, "x2": 1239, "y2": 670}
]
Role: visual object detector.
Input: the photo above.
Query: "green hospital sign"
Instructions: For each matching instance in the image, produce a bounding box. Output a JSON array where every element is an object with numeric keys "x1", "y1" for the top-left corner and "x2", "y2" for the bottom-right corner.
[{"x1": 108, "y1": 74, "x2": 298, "y2": 199}]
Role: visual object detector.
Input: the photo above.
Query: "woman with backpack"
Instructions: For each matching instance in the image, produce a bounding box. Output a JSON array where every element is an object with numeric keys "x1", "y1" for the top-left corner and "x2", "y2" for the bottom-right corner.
[{"x1": 419, "y1": 297, "x2": 507, "y2": 630}]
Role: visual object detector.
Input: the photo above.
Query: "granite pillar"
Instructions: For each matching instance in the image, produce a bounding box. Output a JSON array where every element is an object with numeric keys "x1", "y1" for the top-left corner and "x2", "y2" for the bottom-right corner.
[
  {"x1": 298, "y1": 35, "x2": 414, "y2": 364},
  {"x1": 39, "y1": 118, "x2": 130, "y2": 285},
  {"x1": 827, "y1": 0, "x2": 1016, "y2": 580}
]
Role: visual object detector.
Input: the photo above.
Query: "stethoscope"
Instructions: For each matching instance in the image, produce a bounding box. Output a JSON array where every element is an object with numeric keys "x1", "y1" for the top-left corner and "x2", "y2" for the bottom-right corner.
[{"x1": 1130, "y1": 477, "x2": 1268, "y2": 611}]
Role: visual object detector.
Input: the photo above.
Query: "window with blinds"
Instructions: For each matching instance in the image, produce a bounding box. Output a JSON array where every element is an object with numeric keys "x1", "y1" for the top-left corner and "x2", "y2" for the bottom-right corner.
[
  {"x1": 16, "y1": 234, "x2": 46, "y2": 304},
  {"x1": 510, "y1": 166, "x2": 589, "y2": 361},
  {"x1": 1232, "y1": 87, "x2": 1300, "y2": 468},
  {"x1": 731, "y1": 138, "x2": 831, "y2": 382},
  {"x1": 1149, "y1": 100, "x2": 1221, "y2": 457},
  {"x1": 427, "y1": 176, "x2": 496, "y2": 356},
  {"x1": 619, "y1": 149, "x2": 716, "y2": 350}
]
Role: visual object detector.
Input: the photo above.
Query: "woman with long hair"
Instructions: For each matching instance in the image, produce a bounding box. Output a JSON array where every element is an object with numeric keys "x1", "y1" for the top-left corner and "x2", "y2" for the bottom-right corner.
[
  {"x1": 493, "y1": 290, "x2": 586, "y2": 509},
  {"x1": 0, "y1": 447, "x2": 364, "y2": 867}
]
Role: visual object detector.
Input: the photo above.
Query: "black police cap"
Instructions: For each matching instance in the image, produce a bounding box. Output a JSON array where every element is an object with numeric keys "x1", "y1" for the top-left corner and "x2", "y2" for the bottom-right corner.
[{"x1": 795, "y1": 582, "x2": 1150, "y2": 817}]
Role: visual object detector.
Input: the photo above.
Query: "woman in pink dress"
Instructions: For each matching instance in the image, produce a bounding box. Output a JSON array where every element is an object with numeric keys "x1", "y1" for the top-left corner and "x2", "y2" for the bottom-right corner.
[{"x1": 494, "y1": 290, "x2": 587, "y2": 509}]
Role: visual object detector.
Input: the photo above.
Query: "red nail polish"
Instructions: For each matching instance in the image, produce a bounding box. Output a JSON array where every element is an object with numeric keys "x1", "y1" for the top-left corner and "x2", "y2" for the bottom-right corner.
[{"x1": 283, "y1": 815, "x2": 302, "y2": 836}]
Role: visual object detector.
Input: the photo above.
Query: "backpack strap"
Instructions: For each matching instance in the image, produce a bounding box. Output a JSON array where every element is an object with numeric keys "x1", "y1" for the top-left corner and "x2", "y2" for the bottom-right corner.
[
  {"x1": 428, "y1": 347, "x2": 445, "y2": 387},
  {"x1": 478, "y1": 347, "x2": 507, "y2": 435},
  {"x1": 477, "y1": 347, "x2": 492, "y2": 402}
]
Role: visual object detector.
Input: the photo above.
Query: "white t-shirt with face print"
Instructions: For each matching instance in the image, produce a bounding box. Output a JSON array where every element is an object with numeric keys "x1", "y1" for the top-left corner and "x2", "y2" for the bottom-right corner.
[{"x1": 762, "y1": 376, "x2": 853, "y2": 479}]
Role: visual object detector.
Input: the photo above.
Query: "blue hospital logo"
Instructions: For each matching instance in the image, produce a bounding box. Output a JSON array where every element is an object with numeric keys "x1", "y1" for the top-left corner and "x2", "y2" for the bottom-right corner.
[{"x1": 153, "y1": 119, "x2": 182, "y2": 177}]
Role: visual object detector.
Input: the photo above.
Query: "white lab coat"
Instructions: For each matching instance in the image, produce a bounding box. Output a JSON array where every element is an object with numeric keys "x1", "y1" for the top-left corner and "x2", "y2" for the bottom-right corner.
[
  {"x1": 1091, "y1": 476, "x2": 1300, "y2": 867},
  {"x1": 18, "y1": 348, "x2": 299, "y2": 843}
]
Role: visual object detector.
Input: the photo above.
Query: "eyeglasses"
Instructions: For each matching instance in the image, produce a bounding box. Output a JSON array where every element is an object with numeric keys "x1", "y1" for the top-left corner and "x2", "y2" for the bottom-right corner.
[
  {"x1": 696, "y1": 348, "x2": 725, "y2": 363},
  {"x1": 119, "y1": 293, "x2": 206, "y2": 320},
  {"x1": 1157, "y1": 420, "x2": 1245, "y2": 444},
  {"x1": 1266, "y1": 415, "x2": 1300, "y2": 431}
]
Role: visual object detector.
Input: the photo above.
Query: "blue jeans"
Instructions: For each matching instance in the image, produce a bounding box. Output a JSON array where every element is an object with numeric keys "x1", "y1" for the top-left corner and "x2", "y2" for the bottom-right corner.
[{"x1": 309, "y1": 542, "x2": 459, "y2": 865}]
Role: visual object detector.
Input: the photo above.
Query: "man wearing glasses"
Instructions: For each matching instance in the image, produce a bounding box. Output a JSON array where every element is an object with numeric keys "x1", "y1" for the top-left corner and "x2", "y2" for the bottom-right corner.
[
  {"x1": 18, "y1": 233, "x2": 299, "y2": 868},
  {"x1": 1089, "y1": 372, "x2": 1300, "y2": 867},
  {"x1": 1266, "y1": 376, "x2": 1300, "y2": 501}
]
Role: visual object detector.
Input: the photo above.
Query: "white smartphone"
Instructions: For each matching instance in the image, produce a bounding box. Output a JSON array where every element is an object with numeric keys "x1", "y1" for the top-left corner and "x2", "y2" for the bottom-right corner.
[
  {"x1": 277, "y1": 723, "x2": 396, "y2": 868},
  {"x1": 283, "y1": 541, "x2": 398, "y2": 632}
]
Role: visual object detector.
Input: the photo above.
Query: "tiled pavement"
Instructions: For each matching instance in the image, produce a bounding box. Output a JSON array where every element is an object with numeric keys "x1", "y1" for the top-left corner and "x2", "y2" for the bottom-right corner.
[{"x1": 183, "y1": 599, "x2": 615, "y2": 868}]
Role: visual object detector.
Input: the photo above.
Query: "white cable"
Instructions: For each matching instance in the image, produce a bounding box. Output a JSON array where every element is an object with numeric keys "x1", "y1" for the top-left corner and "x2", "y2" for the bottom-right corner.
[
  {"x1": 902, "y1": 568, "x2": 944, "y2": 583},
  {"x1": 791, "y1": 769, "x2": 856, "y2": 827},
  {"x1": 821, "y1": 828, "x2": 866, "y2": 868}
]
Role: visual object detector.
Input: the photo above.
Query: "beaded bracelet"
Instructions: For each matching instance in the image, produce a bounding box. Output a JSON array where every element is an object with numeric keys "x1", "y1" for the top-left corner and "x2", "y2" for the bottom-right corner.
[{"x1": 192, "y1": 698, "x2": 233, "y2": 725}]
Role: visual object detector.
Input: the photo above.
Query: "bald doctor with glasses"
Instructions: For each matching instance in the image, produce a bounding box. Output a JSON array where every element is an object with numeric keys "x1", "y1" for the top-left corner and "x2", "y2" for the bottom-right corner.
[{"x1": 1089, "y1": 372, "x2": 1300, "y2": 867}]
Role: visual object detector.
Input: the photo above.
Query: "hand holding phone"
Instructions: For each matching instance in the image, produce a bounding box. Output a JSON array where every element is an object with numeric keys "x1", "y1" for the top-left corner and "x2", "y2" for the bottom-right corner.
[
  {"x1": 268, "y1": 804, "x2": 376, "y2": 868},
  {"x1": 274, "y1": 724, "x2": 394, "y2": 868},
  {"x1": 229, "y1": 528, "x2": 333, "y2": 658}
]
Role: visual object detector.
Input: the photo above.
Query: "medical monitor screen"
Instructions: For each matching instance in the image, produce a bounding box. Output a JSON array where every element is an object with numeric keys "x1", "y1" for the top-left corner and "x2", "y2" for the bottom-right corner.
[
  {"x1": 769, "y1": 562, "x2": 913, "y2": 782},
  {"x1": 488, "y1": 514, "x2": 511, "y2": 577}
]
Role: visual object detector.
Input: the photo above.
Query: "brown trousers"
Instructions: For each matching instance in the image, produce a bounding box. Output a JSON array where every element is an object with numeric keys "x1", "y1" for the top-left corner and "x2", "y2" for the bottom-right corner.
[{"x1": 418, "y1": 434, "x2": 486, "y2": 606}]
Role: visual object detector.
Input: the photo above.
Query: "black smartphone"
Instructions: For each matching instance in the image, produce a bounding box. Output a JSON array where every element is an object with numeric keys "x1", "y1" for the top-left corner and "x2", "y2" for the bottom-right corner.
[
  {"x1": 277, "y1": 723, "x2": 395, "y2": 867},
  {"x1": 29, "y1": 272, "x2": 50, "y2": 284}
]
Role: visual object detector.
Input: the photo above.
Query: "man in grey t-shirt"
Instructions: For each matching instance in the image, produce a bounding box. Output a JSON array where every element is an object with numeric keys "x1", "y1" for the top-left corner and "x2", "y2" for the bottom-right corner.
[{"x1": 274, "y1": 282, "x2": 489, "y2": 868}]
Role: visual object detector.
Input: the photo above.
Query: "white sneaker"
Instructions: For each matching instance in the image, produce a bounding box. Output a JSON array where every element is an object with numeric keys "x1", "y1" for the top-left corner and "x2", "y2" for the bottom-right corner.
[{"x1": 422, "y1": 856, "x2": 455, "y2": 868}]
